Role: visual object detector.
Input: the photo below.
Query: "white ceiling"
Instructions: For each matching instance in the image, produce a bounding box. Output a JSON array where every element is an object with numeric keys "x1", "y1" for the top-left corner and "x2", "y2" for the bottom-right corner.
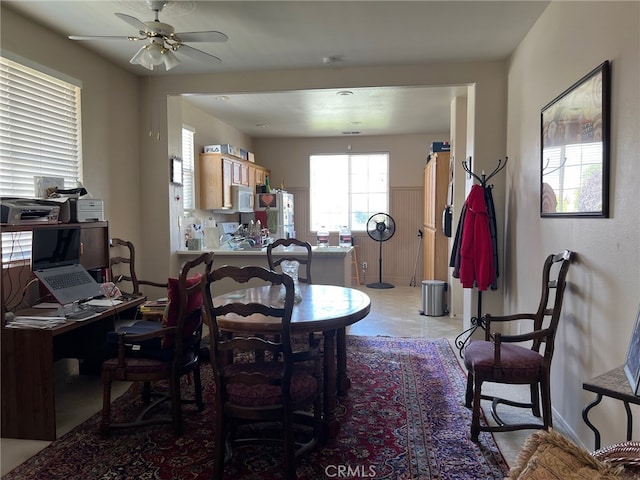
[{"x1": 3, "y1": 1, "x2": 550, "y2": 138}]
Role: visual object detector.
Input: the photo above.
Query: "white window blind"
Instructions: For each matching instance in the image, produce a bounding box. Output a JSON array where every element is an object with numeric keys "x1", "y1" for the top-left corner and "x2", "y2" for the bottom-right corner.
[
  {"x1": 181, "y1": 126, "x2": 195, "y2": 210},
  {"x1": 309, "y1": 153, "x2": 389, "y2": 232},
  {"x1": 1, "y1": 56, "x2": 82, "y2": 263}
]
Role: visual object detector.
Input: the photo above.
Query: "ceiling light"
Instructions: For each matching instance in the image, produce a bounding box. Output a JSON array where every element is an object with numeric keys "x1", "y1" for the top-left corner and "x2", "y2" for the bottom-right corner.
[
  {"x1": 336, "y1": 90, "x2": 354, "y2": 96},
  {"x1": 256, "y1": 123, "x2": 269, "y2": 128},
  {"x1": 129, "y1": 39, "x2": 180, "y2": 71},
  {"x1": 162, "y1": 49, "x2": 180, "y2": 70}
]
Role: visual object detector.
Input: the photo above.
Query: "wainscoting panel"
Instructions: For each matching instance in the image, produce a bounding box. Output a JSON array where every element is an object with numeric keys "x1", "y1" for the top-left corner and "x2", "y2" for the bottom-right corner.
[{"x1": 287, "y1": 187, "x2": 423, "y2": 287}]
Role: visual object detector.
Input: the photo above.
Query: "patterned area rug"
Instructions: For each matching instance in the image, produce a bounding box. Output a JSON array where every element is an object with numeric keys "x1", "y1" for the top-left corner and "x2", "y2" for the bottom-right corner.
[{"x1": 3, "y1": 336, "x2": 509, "y2": 479}]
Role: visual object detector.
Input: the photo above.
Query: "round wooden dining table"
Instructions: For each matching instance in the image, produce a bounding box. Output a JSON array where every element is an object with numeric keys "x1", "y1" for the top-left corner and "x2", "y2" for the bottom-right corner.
[{"x1": 213, "y1": 283, "x2": 371, "y2": 439}]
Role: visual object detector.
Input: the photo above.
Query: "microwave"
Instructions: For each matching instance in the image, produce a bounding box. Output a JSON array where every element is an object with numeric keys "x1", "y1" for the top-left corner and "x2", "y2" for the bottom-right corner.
[{"x1": 232, "y1": 185, "x2": 254, "y2": 212}]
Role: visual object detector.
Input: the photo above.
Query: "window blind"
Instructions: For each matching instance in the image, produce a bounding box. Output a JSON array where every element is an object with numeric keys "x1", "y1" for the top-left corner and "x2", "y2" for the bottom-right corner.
[
  {"x1": 181, "y1": 126, "x2": 195, "y2": 210},
  {"x1": 0, "y1": 57, "x2": 82, "y2": 263}
]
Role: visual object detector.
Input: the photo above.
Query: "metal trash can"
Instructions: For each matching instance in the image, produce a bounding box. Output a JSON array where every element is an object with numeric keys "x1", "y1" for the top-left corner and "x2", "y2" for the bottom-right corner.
[{"x1": 420, "y1": 280, "x2": 447, "y2": 316}]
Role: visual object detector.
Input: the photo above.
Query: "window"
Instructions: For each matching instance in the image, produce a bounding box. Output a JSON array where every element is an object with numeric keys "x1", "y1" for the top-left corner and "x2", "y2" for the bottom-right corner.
[
  {"x1": 1, "y1": 56, "x2": 82, "y2": 263},
  {"x1": 181, "y1": 126, "x2": 195, "y2": 210},
  {"x1": 309, "y1": 153, "x2": 389, "y2": 232}
]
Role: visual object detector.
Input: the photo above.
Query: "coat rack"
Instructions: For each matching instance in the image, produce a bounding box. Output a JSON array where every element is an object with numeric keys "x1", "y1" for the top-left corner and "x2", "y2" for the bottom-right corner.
[{"x1": 454, "y1": 156, "x2": 508, "y2": 357}]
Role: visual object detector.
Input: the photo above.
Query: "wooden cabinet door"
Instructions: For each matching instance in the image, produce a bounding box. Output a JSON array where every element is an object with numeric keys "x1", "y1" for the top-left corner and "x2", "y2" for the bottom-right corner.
[
  {"x1": 232, "y1": 161, "x2": 241, "y2": 185},
  {"x1": 232, "y1": 160, "x2": 250, "y2": 186},
  {"x1": 222, "y1": 158, "x2": 233, "y2": 208},
  {"x1": 80, "y1": 223, "x2": 109, "y2": 270},
  {"x1": 248, "y1": 165, "x2": 256, "y2": 191},
  {"x1": 199, "y1": 153, "x2": 224, "y2": 209},
  {"x1": 255, "y1": 167, "x2": 265, "y2": 186},
  {"x1": 424, "y1": 160, "x2": 437, "y2": 229},
  {"x1": 423, "y1": 152, "x2": 450, "y2": 281}
]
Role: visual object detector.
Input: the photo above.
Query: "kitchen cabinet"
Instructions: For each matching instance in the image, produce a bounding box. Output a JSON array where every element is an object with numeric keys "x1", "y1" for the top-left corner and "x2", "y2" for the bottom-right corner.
[
  {"x1": 423, "y1": 152, "x2": 450, "y2": 281},
  {"x1": 199, "y1": 153, "x2": 270, "y2": 210},
  {"x1": 254, "y1": 165, "x2": 268, "y2": 187},
  {"x1": 232, "y1": 161, "x2": 249, "y2": 186},
  {"x1": 200, "y1": 153, "x2": 230, "y2": 209}
]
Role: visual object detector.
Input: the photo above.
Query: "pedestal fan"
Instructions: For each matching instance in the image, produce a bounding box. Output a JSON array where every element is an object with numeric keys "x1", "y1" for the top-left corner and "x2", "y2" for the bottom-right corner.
[{"x1": 366, "y1": 213, "x2": 396, "y2": 289}]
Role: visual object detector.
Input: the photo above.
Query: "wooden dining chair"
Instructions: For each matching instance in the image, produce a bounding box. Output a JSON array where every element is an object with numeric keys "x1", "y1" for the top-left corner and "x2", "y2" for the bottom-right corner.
[
  {"x1": 266, "y1": 238, "x2": 313, "y2": 284},
  {"x1": 109, "y1": 237, "x2": 167, "y2": 297},
  {"x1": 203, "y1": 265, "x2": 323, "y2": 480},
  {"x1": 463, "y1": 250, "x2": 574, "y2": 441},
  {"x1": 100, "y1": 252, "x2": 213, "y2": 436},
  {"x1": 267, "y1": 238, "x2": 318, "y2": 347}
]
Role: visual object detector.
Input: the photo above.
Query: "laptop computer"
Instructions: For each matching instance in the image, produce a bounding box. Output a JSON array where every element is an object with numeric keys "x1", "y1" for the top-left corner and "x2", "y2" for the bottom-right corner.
[{"x1": 31, "y1": 225, "x2": 104, "y2": 305}]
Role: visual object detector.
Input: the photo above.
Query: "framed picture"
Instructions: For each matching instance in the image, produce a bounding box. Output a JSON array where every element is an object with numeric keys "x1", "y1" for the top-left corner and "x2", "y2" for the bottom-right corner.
[
  {"x1": 540, "y1": 61, "x2": 610, "y2": 218},
  {"x1": 624, "y1": 305, "x2": 640, "y2": 396},
  {"x1": 171, "y1": 156, "x2": 182, "y2": 185}
]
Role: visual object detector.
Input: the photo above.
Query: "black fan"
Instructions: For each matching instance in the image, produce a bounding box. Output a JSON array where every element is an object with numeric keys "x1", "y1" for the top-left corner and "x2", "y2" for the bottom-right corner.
[{"x1": 366, "y1": 213, "x2": 396, "y2": 289}]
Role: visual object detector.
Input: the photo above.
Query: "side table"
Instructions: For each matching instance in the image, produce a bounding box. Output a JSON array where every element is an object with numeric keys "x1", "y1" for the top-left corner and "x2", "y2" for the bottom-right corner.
[{"x1": 582, "y1": 365, "x2": 640, "y2": 450}]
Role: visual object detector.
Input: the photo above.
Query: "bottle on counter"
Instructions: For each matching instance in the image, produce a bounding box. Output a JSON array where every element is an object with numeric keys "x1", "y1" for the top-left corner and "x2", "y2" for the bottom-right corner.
[
  {"x1": 339, "y1": 226, "x2": 352, "y2": 247},
  {"x1": 317, "y1": 226, "x2": 329, "y2": 248}
]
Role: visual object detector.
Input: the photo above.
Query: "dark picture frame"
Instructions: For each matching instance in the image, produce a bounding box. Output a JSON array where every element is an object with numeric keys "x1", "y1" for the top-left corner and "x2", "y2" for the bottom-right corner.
[
  {"x1": 624, "y1": 305, "x2": 640, "y2": 396},
  {"x1": 540, "y1": 61, "x2": 610, "y2": 217},
  {"x1": 171, "y1": 156, "x2": 183, "y2": 185}
]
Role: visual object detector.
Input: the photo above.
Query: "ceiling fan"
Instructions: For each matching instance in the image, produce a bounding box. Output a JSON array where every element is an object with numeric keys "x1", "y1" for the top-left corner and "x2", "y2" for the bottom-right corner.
[{"x1": 68, "y1": 0, "x2": 228, "y2": 71}]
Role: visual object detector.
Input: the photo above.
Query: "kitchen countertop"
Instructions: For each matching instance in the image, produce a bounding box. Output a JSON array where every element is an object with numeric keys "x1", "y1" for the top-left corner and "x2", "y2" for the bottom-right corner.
[{"x1": 178, "y1": 245, "x2": 352, "y2": 257}]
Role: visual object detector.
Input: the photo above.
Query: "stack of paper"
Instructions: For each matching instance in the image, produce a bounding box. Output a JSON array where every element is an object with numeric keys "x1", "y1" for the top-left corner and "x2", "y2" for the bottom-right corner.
[{"x1": 7, "y1": 316, "x2": 68, "y2": 329}]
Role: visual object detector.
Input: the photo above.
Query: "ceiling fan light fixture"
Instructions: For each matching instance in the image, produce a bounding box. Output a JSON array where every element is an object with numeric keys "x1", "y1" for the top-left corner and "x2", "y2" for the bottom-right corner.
[
  {"x1": 129, "y1": 45, "x2": 155, "y2": 70},
  {"x1": 146, "y1": 42, "x2": 164, "y2": 64},
  {"x1": 130, "y1": 41, "x2": 181, "y2": 71},
  {"x1": 162, "y1": 49, "x2": 180, "y2": 70}
]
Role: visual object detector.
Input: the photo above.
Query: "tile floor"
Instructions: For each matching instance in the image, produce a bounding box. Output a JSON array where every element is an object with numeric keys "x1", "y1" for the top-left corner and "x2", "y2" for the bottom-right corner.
[{"x1": 1, "y1": 284, "x2": 538, "y2": 476}]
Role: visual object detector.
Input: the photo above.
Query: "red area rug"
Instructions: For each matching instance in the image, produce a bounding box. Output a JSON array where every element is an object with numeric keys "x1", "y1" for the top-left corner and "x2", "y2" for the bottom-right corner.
[{"x1": 3, "y1": 336, "x2": 509, "y2": 479}]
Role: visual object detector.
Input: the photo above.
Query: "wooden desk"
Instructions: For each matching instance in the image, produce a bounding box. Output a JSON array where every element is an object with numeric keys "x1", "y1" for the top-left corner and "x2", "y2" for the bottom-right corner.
[
  {"x1": 1, "y1": 296, "x2": 145, "y2": 440},
  {"x1": 582, "y1": 365, "x2": 640, "y2": 450},
  {"x1": 213, "y1": 284, "x2": 371, "y2": 438}
]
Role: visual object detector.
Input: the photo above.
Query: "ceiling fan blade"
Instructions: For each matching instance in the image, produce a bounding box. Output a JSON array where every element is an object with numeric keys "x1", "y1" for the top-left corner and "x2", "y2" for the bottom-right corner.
[
  {"x1": 69, "y1": 35, "x2": 131, "y2": 41},
  {"x1": 175, "y1": 31, "x2": 228, "y2": 43},
  {"x1": 176, "y1": 44, "x2": 222, "y2": 63},
  {"x1": 115, "y1": 12, "x2": 148, "y2": 33}
]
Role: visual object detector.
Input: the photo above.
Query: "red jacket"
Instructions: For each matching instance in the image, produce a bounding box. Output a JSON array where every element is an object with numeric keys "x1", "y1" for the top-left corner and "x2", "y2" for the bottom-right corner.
[{"x1": 459, "y1": 185, "x2": 495, "y2": 291}]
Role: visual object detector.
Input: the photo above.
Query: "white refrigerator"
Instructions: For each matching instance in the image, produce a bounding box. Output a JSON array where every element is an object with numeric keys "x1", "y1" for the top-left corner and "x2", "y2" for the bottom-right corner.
[{"x1": 255, "y1": 191, "x2": 295, "y2": 240}]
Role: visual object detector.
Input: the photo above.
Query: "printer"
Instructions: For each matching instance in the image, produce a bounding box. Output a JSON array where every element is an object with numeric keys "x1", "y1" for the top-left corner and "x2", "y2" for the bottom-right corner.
[
  {"x1": 0, "y1": 197, "x2": 60, "y2": 225},
  {"x1": 70, "y1": 198, "x2": 104, "y2": 222}
]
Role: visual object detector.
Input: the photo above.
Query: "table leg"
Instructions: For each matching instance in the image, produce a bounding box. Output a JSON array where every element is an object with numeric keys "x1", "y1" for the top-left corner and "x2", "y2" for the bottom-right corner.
[
  {"x1": 582, "y1": 393, "x2": 603, "y2": 450},
  {"x1": 336, "y1": 327, "x2": 350, "y2": 395},
  {"x1": 322, "y1": 329, "x2": 340, "y2": 439}
]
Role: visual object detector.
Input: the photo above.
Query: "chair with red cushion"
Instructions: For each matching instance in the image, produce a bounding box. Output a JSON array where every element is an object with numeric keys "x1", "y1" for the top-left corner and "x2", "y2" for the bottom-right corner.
[
  {"x1": 203, "y1": 265, "x2": 323, "y2": 480},
  {"x1": 463, "y1": 250, "x2": 573, "y2": 441},
  {"x1": 99, "y1": 252, "x2": 213, "y2": 435}
]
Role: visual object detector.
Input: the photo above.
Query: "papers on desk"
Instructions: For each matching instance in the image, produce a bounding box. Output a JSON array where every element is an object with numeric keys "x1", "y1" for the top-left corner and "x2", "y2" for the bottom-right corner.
[
  {"x1": 6, "y1": 316, "x2": 68, "y2": 329},
  {"x1": 32, "y1": 302, "x2": 61, "y2": 309},
  {"x1": 86, "y1": 298, "x2": 123, "y2": 307}
]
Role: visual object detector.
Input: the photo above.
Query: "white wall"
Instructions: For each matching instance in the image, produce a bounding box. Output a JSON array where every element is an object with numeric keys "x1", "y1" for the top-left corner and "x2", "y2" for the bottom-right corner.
[{"x1": 506, "y1": 1, "x2": 640, "y2": 447}]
